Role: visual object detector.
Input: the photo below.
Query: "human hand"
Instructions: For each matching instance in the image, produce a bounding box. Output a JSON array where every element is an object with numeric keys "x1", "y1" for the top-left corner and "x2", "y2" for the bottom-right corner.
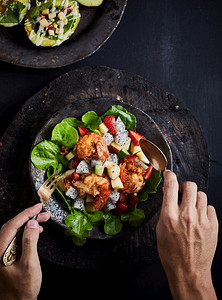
[
  {"x1": 0, "y1": 203, "x2": 50, "y2": 300},
  {"x1": 156, "y1": 170, "x2": 218, "y2": 300}
]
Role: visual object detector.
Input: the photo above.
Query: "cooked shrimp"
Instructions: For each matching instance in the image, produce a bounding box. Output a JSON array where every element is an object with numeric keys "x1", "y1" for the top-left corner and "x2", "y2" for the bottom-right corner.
[
  {"x1": 120, "y1": 158, "x2": 146, "y2": 193},
  {"x1": 76, "y1": 132, "x2": 109, "y2": 163},
  {"x1": 73, "y1": 173, "x2": 111, "y2": 210}
]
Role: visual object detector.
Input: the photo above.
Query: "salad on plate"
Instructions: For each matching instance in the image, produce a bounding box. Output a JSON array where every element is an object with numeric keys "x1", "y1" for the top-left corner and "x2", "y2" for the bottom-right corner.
[{"x1": 31, "y1": 105, "x2": 162, "y2": 245}]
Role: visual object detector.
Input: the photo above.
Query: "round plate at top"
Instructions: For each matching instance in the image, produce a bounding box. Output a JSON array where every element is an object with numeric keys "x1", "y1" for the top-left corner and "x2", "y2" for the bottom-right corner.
[
  {"x1": 29, "y1": 97, "x2": 172, "y2": 239},
  {"x1": 0, "y1": 0, "x2": 127, "y2": 68}
]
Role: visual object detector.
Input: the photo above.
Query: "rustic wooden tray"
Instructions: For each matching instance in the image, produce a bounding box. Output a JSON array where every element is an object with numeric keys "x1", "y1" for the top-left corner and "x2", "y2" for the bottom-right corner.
[{"x1": 0, "y1": 66, "x2": 209, "y2": 269}]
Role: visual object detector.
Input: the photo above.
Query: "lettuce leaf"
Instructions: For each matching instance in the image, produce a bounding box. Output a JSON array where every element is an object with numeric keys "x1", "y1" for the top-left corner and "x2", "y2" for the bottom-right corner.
[
  {"x1": 138, "y1": 169, "x2": 162, "y2": 203},
  {"x1": 143, "y1": 169, "x2": 162, "y2": 194},
  {"x1": 137, "y1": 189, "x2": 149, "y2": 202},
  {"x1": 0, "y1": 2, "x2": 25, "y2": 24},
  {"x1": 86, "y1": 210, "x2": 103, "y2": 223},
  {"x1": 81, "y1": 111, "x2": 102, "y2": 131},
  {"x1": 102, "y1": 212, "x2": 122, "y2": 235},
  {"x1": 102, "y1": 105, "x2": 136, "y2": 130},
  {"x1": 29, "y1": 0, "x2": 52, "y2": 18},
  {"x1": 51, "y1": 122, "x2": 79, "y2": 149},
  {"x1": 31, "y1": 140, "x2": 60, "y2": 170},
  {"x1": 61, "y1": 117, "x2": 83, "y2": 128},
  {"x1": 121, "y1": 205, "x2": 145, "y2": 227},
  {"x1": 65, "y1": 211, "x2": 93, "y2": 246}
]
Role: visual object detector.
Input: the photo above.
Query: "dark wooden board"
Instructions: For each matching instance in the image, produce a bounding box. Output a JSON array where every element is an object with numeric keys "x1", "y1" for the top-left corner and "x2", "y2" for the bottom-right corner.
[
  {"x1": 0, "y1": 0, "x2": 127, "y2": 68},
  {"x1": 0, "y1": 66, "x2": 209, "y2": 269}
]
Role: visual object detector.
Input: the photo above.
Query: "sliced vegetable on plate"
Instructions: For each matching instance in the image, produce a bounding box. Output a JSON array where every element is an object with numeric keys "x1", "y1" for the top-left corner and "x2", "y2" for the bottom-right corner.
[
  {"x1": 76, "y1": 0, "x2": 103, "y2": 7},
  {"x1": 24, "y1": 0, "x2": 81, "y2": 47}
]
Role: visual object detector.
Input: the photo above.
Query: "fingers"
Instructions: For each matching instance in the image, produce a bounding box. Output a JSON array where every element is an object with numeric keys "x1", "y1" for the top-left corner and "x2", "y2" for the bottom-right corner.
[
  {"x1": 179, "y1": 181, "x2": 197, "y2": 209},
  {"x1": 36, "y1": 211, "x2": 50, "y2": 223},
  {"x1": 162, "y1": 170, "x2": 179, "y2": 212},
  {"x1": 0, "y1": 203, "x2": 43, "y2": 254},
  {"x1": 21, "y1": 219, "x2": 40, "y2": 264},
  {"x1": 207, "y1": 205, "x2": 219, "y2": 231}
]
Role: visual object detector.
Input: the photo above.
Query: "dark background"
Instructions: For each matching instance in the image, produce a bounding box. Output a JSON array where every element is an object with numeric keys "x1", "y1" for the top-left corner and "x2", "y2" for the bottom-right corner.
[{"x1": 0, "y1": 0, "x2": 221, "y2": 299}]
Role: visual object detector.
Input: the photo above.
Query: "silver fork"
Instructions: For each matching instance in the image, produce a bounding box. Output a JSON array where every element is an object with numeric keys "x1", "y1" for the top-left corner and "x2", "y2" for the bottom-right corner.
[{"x1": 2, "y1": 170, "x2": 64, "y2": 266}]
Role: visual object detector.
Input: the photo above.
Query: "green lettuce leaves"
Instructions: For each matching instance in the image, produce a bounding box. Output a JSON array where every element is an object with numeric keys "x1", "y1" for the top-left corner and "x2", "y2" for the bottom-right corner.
[
  {"x1": 65, "y1": 209, "x2": 122, "y2": 246},
  {"x1": 81, "y1": 111, "x2": 102, "y2": 131},
  {"x1": 31, "y1": 119, "x2": 79, "y2": 170},
  {"x1": 61, "y1": 117, "x2": 83, "y2": 128},
  {"x1": 65, "y1": 211, "x2": 93, "y2": 246},
  {"x1": 103, "y1": 213, "x2": 122, "y2": 235},
  {"x1": 31, "y1": 140, "x2": 60, "y2": 170},
  {"x1": 29, "y1": 0, "x2": 52, "y2": 18},
  {"x1": 0, "y1": 1, "x2": 25, "y2": 24},
  {"x1": 121, "y1": 205, "x2": 145, "y2": 227},
  {"x1": 142, "y1": 169, "x2": 162, "y2": 194},
  {"x1": 51, "y1": 122, "x2": 79, "y2": 148},
  {"x1": 102, "y1": 105, "x2": 136, "y2": 130}
]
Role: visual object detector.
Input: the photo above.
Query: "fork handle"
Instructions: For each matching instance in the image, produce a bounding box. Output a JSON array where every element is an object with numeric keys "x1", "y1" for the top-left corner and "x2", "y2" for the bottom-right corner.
[{"x1": 2, "y1": 214, "x2": 39, "y2": 266}]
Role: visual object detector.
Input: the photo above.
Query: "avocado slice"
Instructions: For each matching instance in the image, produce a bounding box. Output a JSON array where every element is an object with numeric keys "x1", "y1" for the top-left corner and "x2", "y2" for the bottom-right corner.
[
  {"x1": 0, "y1": 0, "x2": 30, "y2": 27},
  {"x1": 76, "y1": 0, "x2": 103, "y2": 7},
  {"x1": 24, "y1": 0, "x2": 80, "y2": 47}
]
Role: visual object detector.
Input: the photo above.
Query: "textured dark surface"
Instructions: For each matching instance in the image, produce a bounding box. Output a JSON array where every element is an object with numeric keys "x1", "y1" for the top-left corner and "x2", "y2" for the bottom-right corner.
[
  {"x1": 0, "y1": 66, "x2": 209, "y2": 269},
  {"x1": 0, "y1": 0, "x2": 222, "y2": 299},
  {"x1": 0, "y1": 0, "x2": 127, "y2": 68}
]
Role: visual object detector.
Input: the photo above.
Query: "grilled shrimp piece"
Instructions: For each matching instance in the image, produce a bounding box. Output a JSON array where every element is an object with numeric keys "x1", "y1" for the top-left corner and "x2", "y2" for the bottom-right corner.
[
  {"x1": 76, "y1": 132, "x2": 109, "y2": 163},
  {"x1": 120, "y1": 158, "x2": 146, "y2": 194},
  {"x1": 73, "y1": 173, "x2": 111, "y2": 210}
]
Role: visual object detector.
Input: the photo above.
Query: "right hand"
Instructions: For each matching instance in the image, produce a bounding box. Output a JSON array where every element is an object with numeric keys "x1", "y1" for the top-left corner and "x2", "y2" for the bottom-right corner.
[
  {"x1": 0, "y1": 203, "x2": 50, "y2": 300},
  {"x1": 156, "y1": 170, "x2": 218, "y2": 300}
]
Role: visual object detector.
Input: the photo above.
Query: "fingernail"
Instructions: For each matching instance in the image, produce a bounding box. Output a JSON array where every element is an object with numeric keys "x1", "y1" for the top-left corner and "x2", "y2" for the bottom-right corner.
[
  {"x1": 34, "y1": 203, "x2": 42, "y2": 208},
  {"x1": 26, "y1": 219, "x2": 38, "y2": 229}
]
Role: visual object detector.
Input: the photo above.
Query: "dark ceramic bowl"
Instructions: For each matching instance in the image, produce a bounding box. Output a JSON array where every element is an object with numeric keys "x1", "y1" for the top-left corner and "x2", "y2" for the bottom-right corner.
[{"x1": 29, "y1": 98, "x2": 173, "y2": 239}]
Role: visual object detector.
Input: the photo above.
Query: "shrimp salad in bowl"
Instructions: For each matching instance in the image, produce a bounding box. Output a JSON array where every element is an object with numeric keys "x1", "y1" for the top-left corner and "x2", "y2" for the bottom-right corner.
[{"x1": 31, "y1": 105, "x2": 163, "y2": 245}]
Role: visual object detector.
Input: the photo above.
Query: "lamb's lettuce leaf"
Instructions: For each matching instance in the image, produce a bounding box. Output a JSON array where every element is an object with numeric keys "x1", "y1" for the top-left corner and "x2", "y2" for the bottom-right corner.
[
  {"x1": 138, "y1": 169, "x2": 162, "y2": 202},
  {"x1": 102, "y1": 212, "x2": 122, "y2": 235},
  {"x1": 86, "y1": 210, "x2": 103, "y2": 223},
  {"x1": 102, "y1": 105, "x2": 136, "y2": 130},
  {"x1": 51, "y1": 122, "x2": 79, "y2": 148},
  {"x1": 0, "y1": 2, "x2": 25, "y2": 24},
  {"x1": 137, "y1": 189, "x2": 149, "y2": 202},
  {"x1": 31, "y1": 140, "x2": 60, "y2": 170},
  {"x1": 81, "y1": 111, "x2": 102, "y2": 131},
  {"x1": 121, "y1": 204, "x2": 145, "y2": 227},
  {"x1": 143, "y1": 169, "x2": 162, "y2": 194},
  {"x1": 65, "y1": 211, "x2": 93, "y2": 246}
]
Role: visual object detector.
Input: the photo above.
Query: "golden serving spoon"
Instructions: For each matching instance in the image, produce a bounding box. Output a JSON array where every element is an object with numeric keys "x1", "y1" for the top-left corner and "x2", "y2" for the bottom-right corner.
[{"x1": 139, "y1": 139, "x2": 167, "y2": 171}]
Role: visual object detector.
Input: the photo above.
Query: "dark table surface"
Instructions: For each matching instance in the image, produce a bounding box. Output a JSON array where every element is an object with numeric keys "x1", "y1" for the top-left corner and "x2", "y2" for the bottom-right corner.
[{"x1": 0, "y1": 0, "x2": 222, "y2": 299}]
